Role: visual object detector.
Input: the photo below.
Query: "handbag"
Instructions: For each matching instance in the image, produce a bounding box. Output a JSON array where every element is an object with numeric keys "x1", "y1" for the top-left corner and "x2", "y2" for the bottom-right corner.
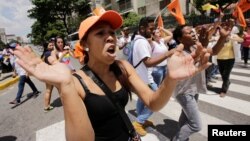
[{"x1": 75, "y1": 65, "x2": 141, "y2": 141}]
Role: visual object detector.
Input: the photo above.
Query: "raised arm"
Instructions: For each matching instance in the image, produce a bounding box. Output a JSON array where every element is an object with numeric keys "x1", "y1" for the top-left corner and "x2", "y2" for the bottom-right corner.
[
  {"x1": 211, "y1": 26, "x2": 230, "y2": 55},
  {"x1": 13, "y1": 46, "x2": 94, "y2": 141},
  {"x1": 124, "y1": 44, "x2": 210, "y2": 111},
  {"x1": 158, "y1": 27, "x2": 173, "y2": 43}
]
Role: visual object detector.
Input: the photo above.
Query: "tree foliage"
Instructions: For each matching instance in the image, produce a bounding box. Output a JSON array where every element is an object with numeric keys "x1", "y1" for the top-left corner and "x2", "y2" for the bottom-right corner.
[
  {"x1": 0, "y1": 39, "x2": 6, "y2": 50},
  {"x1": 122, "y1": 12, "x2": 141, "y2": 28},
  {"x1": 30, "y1": 20, "x2": 66, "y2": 44},
  {"x1": 28, "y1": 0, "x2": 91, "y2": 44}
]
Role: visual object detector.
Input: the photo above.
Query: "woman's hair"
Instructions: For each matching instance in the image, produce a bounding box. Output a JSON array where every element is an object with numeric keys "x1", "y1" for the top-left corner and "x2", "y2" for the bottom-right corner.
[
  {"x1": 173, "y1": 24, "x2": 187, "y2": 44},
  {"x1": 40, "y1": 42, "x2": 48, "y2": 59},
  {"x1": 131, "y1": 30, "x2": 138, "y2": 41},
  {"x1": 138, "y1": 17, "x2": 154, "y2": 29},
  {"x1": 55, "y1": 36, "x2": 65, "y2": 51},
  {"x1": 111, "y1": 61, "x2": 132, "y2": 100}
]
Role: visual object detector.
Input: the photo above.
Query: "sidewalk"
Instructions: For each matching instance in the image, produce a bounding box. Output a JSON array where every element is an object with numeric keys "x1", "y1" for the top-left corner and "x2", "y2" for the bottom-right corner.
[{"x1": 0, "y1": 72, "x2": 19, "y2": 90}]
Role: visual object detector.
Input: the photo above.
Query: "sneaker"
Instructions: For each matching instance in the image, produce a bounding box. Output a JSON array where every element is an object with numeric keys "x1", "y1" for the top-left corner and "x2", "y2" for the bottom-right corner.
[
  {"x1": 32, "y1": 91, "x2": 41, "y2": 98},
  {"x1": 143, "y1": 120, "x2": 154, "y2": 127},
  {"x1": 44, "y1": 106, "x2": 54, "y2": 112},
  {"x1": 132, "y1": 121, "x2": 147, "y2": 136},
  {"x1": 33, "y1": 91, "x2": 40, "y2": 95},
  {"x1": 9, "y1": 100, "x2": 20, "y2": 105},
  {"x1": 243, "y1": 63, "x2": 248, "y2": 68}
]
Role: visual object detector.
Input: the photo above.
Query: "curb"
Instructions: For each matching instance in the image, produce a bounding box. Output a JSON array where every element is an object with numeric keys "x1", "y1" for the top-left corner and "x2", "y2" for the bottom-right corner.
[{"x1": 0, "y1": 77, "x2": 19, "y2": 90}]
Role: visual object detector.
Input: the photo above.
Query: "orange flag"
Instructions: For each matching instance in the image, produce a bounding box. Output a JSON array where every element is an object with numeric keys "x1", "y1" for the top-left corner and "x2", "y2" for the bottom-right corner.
[
  {"x1": 157, "y1": 14, "x2": 165, "y2": 36},
  {"x1": 167, "y1": 0, "x2": 185, "y2": 25},
  {"x1": 234, "y1": 5, "x2": 247, "y2": 27},
  {"x1": 233, "y1": 0, "x2": 250, "y2": 17},
  {"x1": 92, "y1": 7, "x2": 106, "y2": 16},
  {"x1": 157, "y1": 14, "x2": 164, "y2": 28},
  {"x1": 237, "y1": 0, "x2": 250, "y2": 13}
]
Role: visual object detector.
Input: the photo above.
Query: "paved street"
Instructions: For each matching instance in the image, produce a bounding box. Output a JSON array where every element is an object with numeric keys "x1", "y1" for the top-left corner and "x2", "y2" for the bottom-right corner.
[{"x1": 0, "y1": 48, "x2": 249, "y2": 141}]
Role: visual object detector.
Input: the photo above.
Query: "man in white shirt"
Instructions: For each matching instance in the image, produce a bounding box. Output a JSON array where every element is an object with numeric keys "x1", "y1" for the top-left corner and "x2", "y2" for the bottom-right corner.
[
  {"x1": 9, "y1": 46, "x2": 40, "y2": 105},
  {"x1": 118, "y1": 27, "x2": 131, "y2": 50},
  {"x1": 132, "y1": 17, "x2": 174, "y2": 136}
]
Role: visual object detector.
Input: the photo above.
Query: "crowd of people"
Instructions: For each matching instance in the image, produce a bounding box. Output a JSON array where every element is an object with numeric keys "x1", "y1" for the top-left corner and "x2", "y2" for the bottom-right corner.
[{"x1": 4, "y1": 7, "x2": 249, "y2": 141}]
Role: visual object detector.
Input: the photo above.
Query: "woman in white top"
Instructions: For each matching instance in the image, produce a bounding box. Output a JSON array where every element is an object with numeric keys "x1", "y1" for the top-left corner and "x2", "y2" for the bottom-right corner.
[{"x1": 151, "y1": 27, "x2": 174, "y2": 86}]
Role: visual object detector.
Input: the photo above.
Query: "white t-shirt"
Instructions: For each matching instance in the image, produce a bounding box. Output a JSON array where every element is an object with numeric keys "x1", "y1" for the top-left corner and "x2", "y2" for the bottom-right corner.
[
  {"x1": 133, "y1": 35, "x2": 152, "y2": 84},
  {"x1": 118, "y1": 36, "x2": 131, "y2": 48},
  {"x1": 147, "y1": 67, "x2": 155, "y2": 84},
  {"x1": 231, "y1": 26, "x2": 239, "y2": 34},
  {"x1": 15, "y1": 58, "x2": 26, "y2": 76},
  {"x1": 152, "y1": 38, "x2": 168, "y2": 66}
]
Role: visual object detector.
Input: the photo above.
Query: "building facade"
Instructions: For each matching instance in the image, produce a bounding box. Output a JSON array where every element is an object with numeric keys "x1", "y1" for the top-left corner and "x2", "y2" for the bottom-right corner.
[
  {"x1": 0, "y1": 28, "x2": 7, "y2": 44},
  {"x1": 6, "y1": 35, "x2": 17, "y2": 43},
  {"x1": 93, "y1": 0, "x2": 192, "y2": 17}
]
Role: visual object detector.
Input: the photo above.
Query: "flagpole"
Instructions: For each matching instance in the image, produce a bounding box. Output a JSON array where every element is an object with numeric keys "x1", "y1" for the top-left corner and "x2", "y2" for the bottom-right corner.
[{"x1": 154, "y1": 7, "x2": 168, "y2": 24}]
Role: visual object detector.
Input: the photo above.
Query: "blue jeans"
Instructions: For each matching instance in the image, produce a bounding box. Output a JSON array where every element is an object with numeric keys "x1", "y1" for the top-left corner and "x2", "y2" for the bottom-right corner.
[
  {"x1": 173, "y1": 94, "x2": 202, "y2": 141},
  {"x1": 16, "y1": 75, "x2": 38, "y2": 102},
  {"x1": 136, "y1": 83, "x2": 158, "y2": 124},
  {"x1": 151, "y1": 66, "x2": 167, "y2": 86}
]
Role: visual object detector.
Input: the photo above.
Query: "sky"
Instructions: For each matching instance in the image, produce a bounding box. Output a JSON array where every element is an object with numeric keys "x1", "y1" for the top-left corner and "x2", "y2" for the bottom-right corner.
[{"x1": 0, "y1": 0, "x2": 35, "y2": 41}]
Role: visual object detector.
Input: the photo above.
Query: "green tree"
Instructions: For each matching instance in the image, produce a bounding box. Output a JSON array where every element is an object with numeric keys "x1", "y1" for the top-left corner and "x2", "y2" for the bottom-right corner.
[
  {"x1": 122, "y1": 12, "x2": 141, "y2": 28},
  {"x1": 0, "y1": 39, "x2": 6, "y2": 51},
  {"x1": 28, "y1": 0, "x2": 91, "y2": 34},
  {"x1": 30, "y1": 21, "x2": 46, "y2": 44},
  {"x1": 45, "y1": 21, "x2": 67, "y2": 39},
  {"x1": 28, "y1": 0, "x2": 91, "y2": 44},
  {"x1": 30, "y1": 20, "x2": 66, "y2": 44}
]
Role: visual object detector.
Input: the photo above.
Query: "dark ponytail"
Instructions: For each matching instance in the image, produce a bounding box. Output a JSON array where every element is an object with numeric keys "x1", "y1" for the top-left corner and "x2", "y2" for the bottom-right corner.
[{"x1": 110, "y1": 60, "x2": 132, "y2": 100}]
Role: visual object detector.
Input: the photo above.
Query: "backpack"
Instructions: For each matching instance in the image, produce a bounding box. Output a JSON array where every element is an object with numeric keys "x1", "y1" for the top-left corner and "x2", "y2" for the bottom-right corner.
[
  {"x1": 122, "y1": 41, "x2": 132, "y2": 56},
  {"x1": 126, "y1": 39, "x2": 143, "y2": 68}
]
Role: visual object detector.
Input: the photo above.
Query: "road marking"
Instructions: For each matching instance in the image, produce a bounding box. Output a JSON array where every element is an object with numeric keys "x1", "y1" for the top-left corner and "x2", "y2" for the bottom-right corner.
[
  {"x1": 199, "y1": 94, "x2": 250, "y2": 116},
  {"x1": 141, "y1": 133, "x2": 161, "y2": 141},
  {"x1": 36, "y1": 120, "x2": 65, "y2": 141},
  {"x1": 36, "y1": 119, "x2": 161, "y2": 141},
  {"x1": 132, "y1": 95, "x2": 231, "y2": 138},
  {"x1": 232, "y1": 67, "x2": 250, "y2": 74},
  {"x1": 229, "y1": 74, "x2": 250, "y2": 82},
  {"x1": 211, "y1": 80, "x2": 250, "y2": 96}
]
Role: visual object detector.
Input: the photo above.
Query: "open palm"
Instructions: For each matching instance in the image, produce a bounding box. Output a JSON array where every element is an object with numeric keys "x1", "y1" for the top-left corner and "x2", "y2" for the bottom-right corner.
[
  {"x1": 14, "y1": 46, "x2": 72, "y2": 87},
  {"x1": 167, "y1": 44, "x2": 210, "y2": 81}
]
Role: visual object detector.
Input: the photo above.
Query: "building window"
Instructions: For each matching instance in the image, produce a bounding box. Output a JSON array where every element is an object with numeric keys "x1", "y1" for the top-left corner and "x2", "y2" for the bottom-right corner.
[
  {"x1": 138, "y1": 6, "x2": 146, "y2": 15},
  {"x1": 160, "y1": 0, "x2": 171, "y2": 10},
  {"x1": 118, "y1": 0, "x2": 132, "y2": 12}
]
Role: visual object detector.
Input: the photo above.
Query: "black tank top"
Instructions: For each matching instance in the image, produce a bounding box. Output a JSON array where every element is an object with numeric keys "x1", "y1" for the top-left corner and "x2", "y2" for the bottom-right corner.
[{"x1": 79, "y1": 78, "x2": 130, "y2": 141}]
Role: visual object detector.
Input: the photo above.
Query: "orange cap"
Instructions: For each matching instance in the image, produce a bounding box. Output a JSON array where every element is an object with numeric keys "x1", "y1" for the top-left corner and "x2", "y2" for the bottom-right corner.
[{"x1": 78, "y1": 9, "x2": 123, "y2": 40}]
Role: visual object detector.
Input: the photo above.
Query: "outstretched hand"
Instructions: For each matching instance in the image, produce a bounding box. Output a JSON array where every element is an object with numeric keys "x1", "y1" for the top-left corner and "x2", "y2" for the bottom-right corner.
[
  {"x1": 14, "y1": 46, "x2": 72, "y2": 88},
  {"x1": 167, "y1": 44, "x2": 211, "y2": 81}
]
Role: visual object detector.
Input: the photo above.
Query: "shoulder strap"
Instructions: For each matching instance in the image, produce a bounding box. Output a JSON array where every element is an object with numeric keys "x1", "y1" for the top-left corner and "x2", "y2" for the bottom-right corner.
[
  {"x1": 81, "y1": 65, "x2": 136, "y2": 136},
  {"x1": 131, "y1": 39, "x2": 143, "y2": 68},
  {"x1": 134, "y1": 60, "x2": 143, "y2": 68},
  {"x1": 72, "y1": 73, "x2": 90, "y2": 94}
]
